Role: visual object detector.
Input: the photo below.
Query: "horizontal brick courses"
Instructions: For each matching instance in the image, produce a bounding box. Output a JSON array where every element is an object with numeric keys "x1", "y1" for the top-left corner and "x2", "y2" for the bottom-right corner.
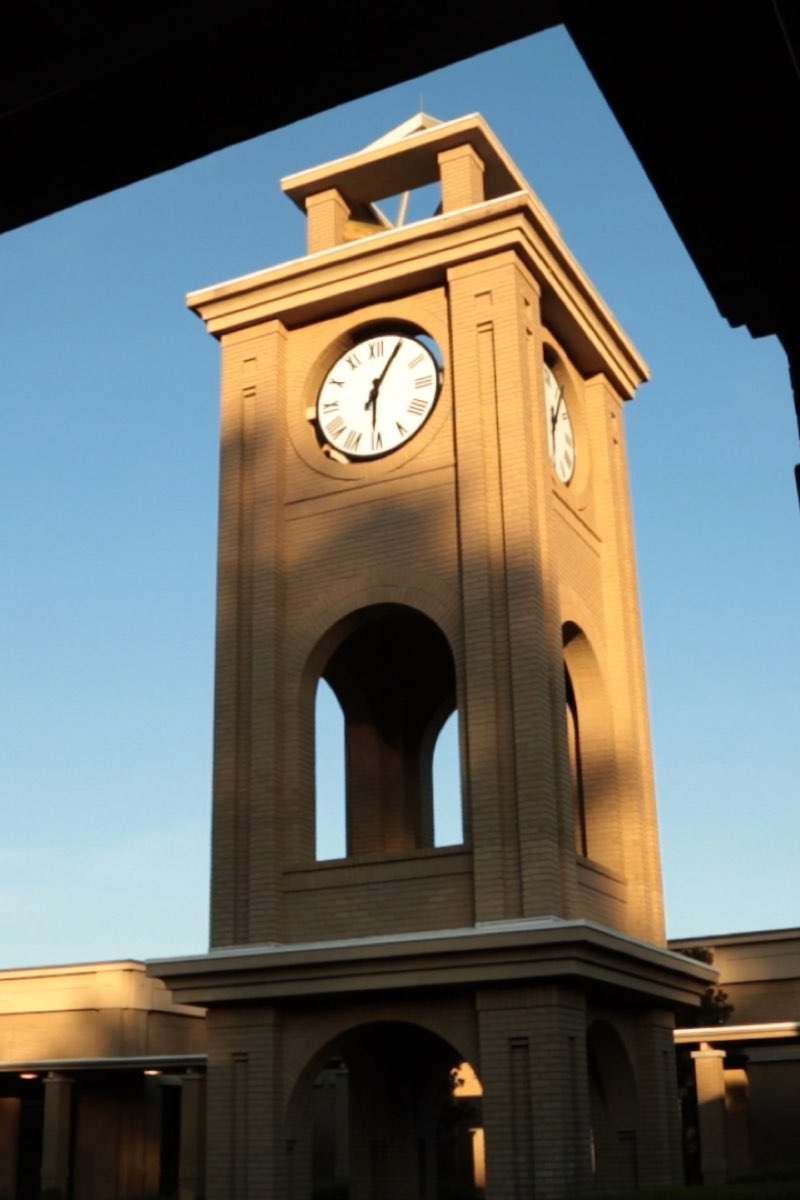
[{"x1": 176, "y1": 116, "x2": 696, "y2": 1197}]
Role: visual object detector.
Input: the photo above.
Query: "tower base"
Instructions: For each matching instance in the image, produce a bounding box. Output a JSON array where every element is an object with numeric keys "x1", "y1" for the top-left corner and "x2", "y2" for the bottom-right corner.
[{"x1": 152, "y1": 919, "x2": 708, "y2": 1198}]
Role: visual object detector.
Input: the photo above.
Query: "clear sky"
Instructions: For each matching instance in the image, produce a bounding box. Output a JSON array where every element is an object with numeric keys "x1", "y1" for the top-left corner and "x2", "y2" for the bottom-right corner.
[{"x1": 2, "y1": 28, "x2": 798, "y2": 968}]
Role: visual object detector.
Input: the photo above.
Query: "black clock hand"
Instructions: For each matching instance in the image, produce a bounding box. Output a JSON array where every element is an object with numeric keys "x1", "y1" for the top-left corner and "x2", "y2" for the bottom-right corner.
[
  {"x1": 376, "y1": 338, "x2": 402, "y2": 387},
  {"x1": 369, "y1": 381, "x2": 378, "y2": 432},
  {"x1": 550, "y1": 385, "x2": 564, "y2": 453},
  {"x1": 366, "y1": 378, "x2": 379, "y2": 420},
  {"x1": 364, "y1": 339, "x2": 402, "y2": 428}
]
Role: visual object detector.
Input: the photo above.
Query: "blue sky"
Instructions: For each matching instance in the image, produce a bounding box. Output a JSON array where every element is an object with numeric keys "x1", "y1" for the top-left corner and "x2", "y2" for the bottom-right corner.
[{"x1": 1, "y1": 28, "x2": 798, "y2": 967}]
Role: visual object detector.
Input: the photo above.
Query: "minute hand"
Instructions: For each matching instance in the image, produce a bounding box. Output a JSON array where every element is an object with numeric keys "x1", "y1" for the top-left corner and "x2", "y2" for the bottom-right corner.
[
  {"x1": 550, "y1": 385, "x2": 564, "y2": 453},
  {"x1": 376, "y1": 339, "x2": 402, "y2": 388},
  {"x1": 366, "y1": 339, "x2": 402, "y2": 413}
]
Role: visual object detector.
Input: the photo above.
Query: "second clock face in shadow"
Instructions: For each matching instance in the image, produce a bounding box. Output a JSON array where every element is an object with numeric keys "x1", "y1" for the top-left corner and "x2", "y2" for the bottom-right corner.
[{"x1": 543, "y1": 360, "x2": 576, "y2": 484}]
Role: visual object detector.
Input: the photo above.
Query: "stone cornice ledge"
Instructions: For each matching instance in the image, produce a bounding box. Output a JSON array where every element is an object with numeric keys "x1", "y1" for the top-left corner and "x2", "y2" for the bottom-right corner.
[
  {"x1": 186, "y1": 193, "x2": 647, "y2": 400},
  {"x1": 674, "y1": 1021, "x2": 800, "y2": 1045},
  {"x1": 148, "y1": 918, "x2": 714, "y2": 1010}
]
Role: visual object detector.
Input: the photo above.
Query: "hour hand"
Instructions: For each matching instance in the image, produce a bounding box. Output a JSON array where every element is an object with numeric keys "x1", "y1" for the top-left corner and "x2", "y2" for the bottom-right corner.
[{"x1": 365, "y1": 380, "x2": 379, "y2": 431}]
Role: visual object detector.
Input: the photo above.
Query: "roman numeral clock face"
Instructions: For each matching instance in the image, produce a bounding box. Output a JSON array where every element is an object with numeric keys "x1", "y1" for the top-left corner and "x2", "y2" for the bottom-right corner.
[
  {"x1": 317, "y1": 334, "x2": 441, "y2": 460},
  {"x1": 542, "y1": 361, "x2": 576, "y2": 484}
]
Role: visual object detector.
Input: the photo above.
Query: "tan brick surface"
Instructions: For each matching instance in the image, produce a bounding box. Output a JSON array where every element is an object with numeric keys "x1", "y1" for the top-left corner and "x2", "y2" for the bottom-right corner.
[{"x1": 174, "y1": 114, "x2": 697, "y2": 1198}]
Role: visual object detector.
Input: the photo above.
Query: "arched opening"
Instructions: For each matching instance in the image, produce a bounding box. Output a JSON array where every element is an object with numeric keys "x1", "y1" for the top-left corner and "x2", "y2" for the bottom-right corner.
[
  {"x1": 587, "y1": 1021, "x2": 639, "y2": 1194},
  {"x1": 317, "y1": 605, "x2": 460, "y2": 858},
  {"x1": 562, "y1": 623, "x2": 622, "y2": 872},
  {"x1": 432, "y1": 709, "x2": 462, "y2": 847},
  {"x1": 315, "y1": 680, "x2": 347, "y2": 860},
  {"x1": 288, "y1": 1022, "x2": 484, "y2": 1200},
  {"x1": 564, "y1": 665, "x2": 587, "y2": 857}
]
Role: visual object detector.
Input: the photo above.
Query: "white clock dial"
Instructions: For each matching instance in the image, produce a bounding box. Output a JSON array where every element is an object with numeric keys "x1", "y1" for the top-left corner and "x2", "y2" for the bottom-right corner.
[
  {"x1": 317, "y1": 334, "x2": 441, "y2": 459},
  {"x1": 543, "y1": 362, "x2": 575, "y2": 484}
]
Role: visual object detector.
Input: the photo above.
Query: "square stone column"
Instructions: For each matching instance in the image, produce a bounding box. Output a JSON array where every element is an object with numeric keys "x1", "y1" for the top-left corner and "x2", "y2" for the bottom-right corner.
[
  {"x1": 41, "y1": 1072, "x2": 72, "y2": 1196},
  {"x1": 692, "y1": 1046, "x2": 728, "y2": 1184},
  {"x1": 634, "y1": 1009, "x2": 684, "y2": 1188},
  {"x1": 205, "y1": 1006, "x2": 281, "y2": 1199},
  {"x1": 478, "y1": 986, "x2": 593, "y2": 1200},
  {"x1": 179, "y1": 1070, "x2": 206, "y2": 1200},
  {"x1": 0, "y1": 1098, "x2": 20, "y2": 1195},
  {"x1": 438, "y1": 144, "x2": 485, "y2": 211},
  {"x1": 305, "y1": 188, "x2": 350, "y2": 253}
]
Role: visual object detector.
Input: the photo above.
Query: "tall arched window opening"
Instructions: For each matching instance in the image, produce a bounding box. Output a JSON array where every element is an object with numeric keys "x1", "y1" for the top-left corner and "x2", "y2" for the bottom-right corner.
[
  {"x1": 565, "y1": 666, "x2": 588, "y2": 857},
  {"x1": 316, "y1": 605, "x2": 461, "y2": 858},
  {"x1": 562, "y1": 621, "x2": 623, "y2": 873},
  {"x1": 315, "y1": 679, "x2": 347, "y2": 860},
  {"x1": 432, "y1": 709, "x2": 462, "y2": 847}
]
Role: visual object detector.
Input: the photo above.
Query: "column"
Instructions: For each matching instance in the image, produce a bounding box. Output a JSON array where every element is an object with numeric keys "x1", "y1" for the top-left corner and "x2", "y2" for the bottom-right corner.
[
  {"x1": 634, "y1": 1009, "x2": 684, "y2": 1188},
  {"x1": 41, "y1": 1071, "x2": 73, "y2": 1196},
  {"x1": 448, "y1": 255, "x2": 567, "y2": 924},
  {"x1": 438, "y1": 144, "x2": 485, "y2": 211},
  {"x1": 691, "y1": 1045, "x2": 728, "y2": 1184},
  {"x1": 305, "y1": 188, "x2": 350, "y2": 253},
  {"x1": 478, "y1": 986, "x2": 592, "y2": 1200},
  {"x1": 205, "y1": 1006, "x2": 281, "y2": 1199},
  {"x1": 179, "y1": 1070, "x2": 206, "y2": 1200},
  {"x1": 210, "y1": 320, "x2": 288, "y2": 947},
  {"x1": 0, "y1": 1097, "x2": 20, "y2": 1195}
]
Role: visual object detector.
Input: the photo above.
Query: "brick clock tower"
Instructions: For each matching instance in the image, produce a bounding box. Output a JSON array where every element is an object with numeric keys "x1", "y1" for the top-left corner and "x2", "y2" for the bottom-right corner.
[{"x1": 154, "y1": 114, "x2": 708, "y2": 1199}]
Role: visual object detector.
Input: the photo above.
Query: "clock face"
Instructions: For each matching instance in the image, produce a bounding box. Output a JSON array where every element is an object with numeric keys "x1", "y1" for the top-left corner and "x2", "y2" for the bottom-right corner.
[
  {"x1": 317, "y1": 333, "x2": 441, "y2": 460},
  {"x1": 543, "y1": 362, "x2": 575, "y2": 484}
]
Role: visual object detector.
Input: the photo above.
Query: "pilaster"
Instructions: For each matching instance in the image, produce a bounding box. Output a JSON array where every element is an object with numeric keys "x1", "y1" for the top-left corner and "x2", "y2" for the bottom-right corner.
[
  {"x1": 179, "y1": 1070, "x2": 206, "y2": 1200},
  {"x1": 448, "y1": 252, "x2": 566, "y2": 923},
  {"x1": 635, "y1": 1008, "x2": 684, "y2": 1187},
  {"x1": 585, "y1": 372, "x2": 665, "y2": 943},
  {"x1": 477, "y1": 986, "x2": 592, "y2": 1200},
  {"x1": 210, "y1": 321, "x2": 288, "y2": 946},
  {"x1": 206, "y1": 1006, "x2": 281, "y2": 1200}
]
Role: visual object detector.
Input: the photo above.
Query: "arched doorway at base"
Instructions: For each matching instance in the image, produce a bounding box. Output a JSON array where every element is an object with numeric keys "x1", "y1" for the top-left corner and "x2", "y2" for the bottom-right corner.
[
  {"x1": 287, "y1": 1020, "x2": 484, "y2": 1200},
  {"x1": 587, "y1": 1020, "x2": 639, "y2": 1194}
]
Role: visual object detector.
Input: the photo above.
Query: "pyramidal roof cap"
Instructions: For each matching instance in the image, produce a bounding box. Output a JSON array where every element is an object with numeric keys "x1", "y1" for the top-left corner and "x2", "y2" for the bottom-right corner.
[
  {"x1": 281, "y1": 112, "x2": 552, "y2": 227},
  {"x1": 362, "y1": 111, "x2": 444, "y2": 151}
]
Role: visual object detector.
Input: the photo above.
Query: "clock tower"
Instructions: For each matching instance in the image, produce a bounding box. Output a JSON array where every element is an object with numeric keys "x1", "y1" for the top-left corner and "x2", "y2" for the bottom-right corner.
[{"x1": 153, "y1": 114, "x2": 708, "y2": 1199}]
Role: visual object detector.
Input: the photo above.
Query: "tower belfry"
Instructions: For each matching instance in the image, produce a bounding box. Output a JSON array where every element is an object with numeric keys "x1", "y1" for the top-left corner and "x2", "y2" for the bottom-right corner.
[{"x1": 154, "y1": 113, "x2": 707, "y2": 1199}]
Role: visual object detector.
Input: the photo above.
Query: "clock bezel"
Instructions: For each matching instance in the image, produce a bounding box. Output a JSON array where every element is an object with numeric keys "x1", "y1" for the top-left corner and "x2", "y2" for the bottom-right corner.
[
  {"x1": 542, "y1": 356, "x2": 577, "y2": 485},
  {"x1": 313, "y1": 325, "x2": 443, "y2": 463}
]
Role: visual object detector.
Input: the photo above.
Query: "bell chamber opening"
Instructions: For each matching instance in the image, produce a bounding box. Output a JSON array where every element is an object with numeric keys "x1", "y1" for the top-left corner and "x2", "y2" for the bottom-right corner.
[{"x1": 314, "y1": 605, "x2": 461, "y2": 860}]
